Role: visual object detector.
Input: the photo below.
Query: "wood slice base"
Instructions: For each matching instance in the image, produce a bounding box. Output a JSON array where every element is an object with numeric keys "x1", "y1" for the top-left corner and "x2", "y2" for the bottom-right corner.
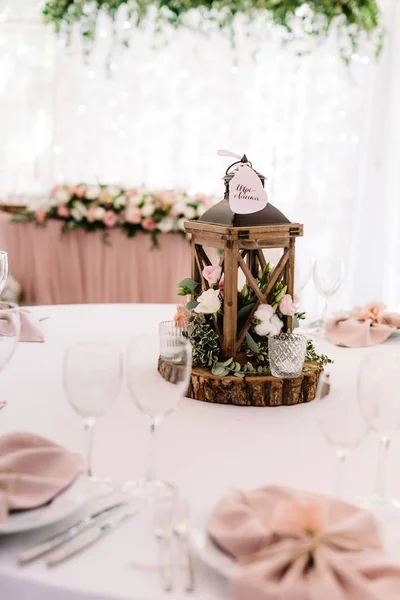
[{"x1": 158, "y1": 358, "x2": 323, "y2": 407}]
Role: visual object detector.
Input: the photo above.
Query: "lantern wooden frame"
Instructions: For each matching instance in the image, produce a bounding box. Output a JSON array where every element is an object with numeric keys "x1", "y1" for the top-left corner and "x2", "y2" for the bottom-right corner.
[{"x1": 184, "y1": 220, "x2": 303, "y2": 360}]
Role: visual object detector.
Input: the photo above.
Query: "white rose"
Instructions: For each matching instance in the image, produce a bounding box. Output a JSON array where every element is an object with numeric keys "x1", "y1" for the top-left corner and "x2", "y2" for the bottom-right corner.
[
  {"x1": 85, "y1": 185, "x2": 101, "y2": 200},
  {"x1": 70, "y1": 208, "x2": 82, "y2": 221},
  {"x1": 173, "y1": 202, "x2": 187, "y2": 216},
  {"x1": 141, "y1": 202, "x2": 154, "y2": 217},
  {"x1": 94, "y1": 207, "x2": 105, "y2": 220},
  {"x1": 254, "y1": 304, "x2": 283, "y2": 336},
  {"x1": 194, "y1": 289, "x2": 221, "y2": 315},
  {"x1": 107, "y1": 185, "x2": 120, "y2": 198},
  {"x1": 157, "y1": 217, "x2": 174, "y2": 233},
  {"x1": 184, "y1": 206, "x2": 196, "y2": 220},
  {"x1": 114, "y1": 195, "x2": 127, "y2": 209},
  {"x1": 55, "y1": 188, "x2": 70, "y2": 203},
  {"x1": 176, "y1": 217, "x2": 186, "y2": 232}
]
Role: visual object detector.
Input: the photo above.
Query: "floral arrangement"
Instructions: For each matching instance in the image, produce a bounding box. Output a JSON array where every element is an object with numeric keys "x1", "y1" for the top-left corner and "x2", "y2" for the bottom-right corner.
[
  {"x1": 175, "y1": 262, "x2": 332, "y2": 378},
  {"x1": 12, "y1": 184, "x2": 212, "y2": 247},
  {"x1": 42, "y1": 0, "x2": 383, "y2": 61}
]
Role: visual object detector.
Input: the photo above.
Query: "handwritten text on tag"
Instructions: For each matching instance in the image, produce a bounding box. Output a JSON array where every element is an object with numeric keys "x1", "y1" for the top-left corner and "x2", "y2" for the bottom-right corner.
[{"x1": 229, "y1": 164, "x2": 268, "y2": 215}]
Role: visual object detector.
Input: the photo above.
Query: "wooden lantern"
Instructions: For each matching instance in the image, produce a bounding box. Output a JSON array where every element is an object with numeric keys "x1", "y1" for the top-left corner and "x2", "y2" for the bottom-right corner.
[
  {"x1": 184, "y1": 156, "x2": 303, "y2": 360},
  {"x1": 158, "y1": 155, "x2": 323, "y2": 406}
]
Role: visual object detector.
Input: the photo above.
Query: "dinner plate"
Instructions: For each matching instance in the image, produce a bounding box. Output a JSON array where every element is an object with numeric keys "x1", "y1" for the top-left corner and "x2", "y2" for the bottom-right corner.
[
  {"x1": 189, "y1": 507, "x2": 235, "y2": 577},
  {"x1": 0, "y1": 477, "x2": 88, "y2": 535}
]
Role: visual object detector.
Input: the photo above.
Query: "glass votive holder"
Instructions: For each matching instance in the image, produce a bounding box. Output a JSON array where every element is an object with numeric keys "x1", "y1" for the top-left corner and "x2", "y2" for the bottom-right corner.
[
  {"x1": 268, "y1": 333, "x2": 307, "y2": 379},
  {"x1": 159, "y1": 321, "x2": 185, "y2": 364}
]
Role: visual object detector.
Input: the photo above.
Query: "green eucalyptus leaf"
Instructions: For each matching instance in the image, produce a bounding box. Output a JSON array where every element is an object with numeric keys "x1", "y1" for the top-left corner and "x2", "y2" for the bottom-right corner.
[
  {"x1": 222, "y1": 357, "x2": 234, "y2": 366},
  {"x1": 234, "y1": 372, "x2": 245, "y2": 378},
  {"x1": 245, "y1": 332, "x2": 260, "y2": 354},
  {"x1": 237, "y1": 303, "x2": 255, "y2": 322},
  {"x1": 186, "y1": 300, "x2": 199, "y2": 310}
]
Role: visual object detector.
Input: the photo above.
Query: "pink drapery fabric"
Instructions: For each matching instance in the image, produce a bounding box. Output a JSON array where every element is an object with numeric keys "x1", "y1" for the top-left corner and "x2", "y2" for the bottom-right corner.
[{"x1": 0, "y1": 213, "x2": 191, "y2": 304}]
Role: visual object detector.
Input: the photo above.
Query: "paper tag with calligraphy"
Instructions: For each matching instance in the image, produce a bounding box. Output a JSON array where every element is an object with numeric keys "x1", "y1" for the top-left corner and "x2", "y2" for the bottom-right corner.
[{"x1": 229, "y1": 164, "x2": 268, "y2": 214}]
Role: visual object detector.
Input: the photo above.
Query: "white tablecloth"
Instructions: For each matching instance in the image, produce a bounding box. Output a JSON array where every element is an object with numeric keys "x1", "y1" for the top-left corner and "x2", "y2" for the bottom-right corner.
[{"x1": 1, "y1": 304, "x2": 400, "y2": 600}]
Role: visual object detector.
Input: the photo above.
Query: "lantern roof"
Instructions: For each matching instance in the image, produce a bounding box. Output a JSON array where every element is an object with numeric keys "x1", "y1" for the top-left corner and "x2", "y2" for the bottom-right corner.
[
  {"x1": 197, "y1": 154, "x2": 292, "y2": 227},
  {"x1": 197, "y1": 198, "x2": 291, "y2": 227}
]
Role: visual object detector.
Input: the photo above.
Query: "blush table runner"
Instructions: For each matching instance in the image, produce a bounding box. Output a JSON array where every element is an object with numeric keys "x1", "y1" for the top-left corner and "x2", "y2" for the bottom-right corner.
[{"x1": 0, "y1": 212, "x2": 190, "y2": 304}]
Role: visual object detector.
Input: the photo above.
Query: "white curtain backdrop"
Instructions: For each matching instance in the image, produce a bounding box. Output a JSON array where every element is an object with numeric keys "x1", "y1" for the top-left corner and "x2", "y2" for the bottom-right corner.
[{"x1": 0, "y1": 0, "x2": 399, "y2": 311}]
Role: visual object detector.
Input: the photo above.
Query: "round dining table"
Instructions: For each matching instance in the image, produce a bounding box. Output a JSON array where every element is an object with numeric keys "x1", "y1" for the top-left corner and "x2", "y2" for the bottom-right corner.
[{"x1": 1, "y1": 303, "x2": 400, "y2": 600}]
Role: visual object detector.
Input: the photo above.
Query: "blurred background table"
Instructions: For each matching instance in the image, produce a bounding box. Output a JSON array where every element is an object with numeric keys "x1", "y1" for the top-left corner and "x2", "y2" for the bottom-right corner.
[{"x1": 0, "y1": 212, "x2": 190, "y2": 304}]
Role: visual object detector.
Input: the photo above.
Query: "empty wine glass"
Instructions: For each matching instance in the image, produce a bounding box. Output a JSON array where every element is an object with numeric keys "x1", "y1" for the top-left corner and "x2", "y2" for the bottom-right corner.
[
  {"x1": 124, "y1": 334, "x2": 192, "y2": 501},
  {"x1": 0, "y1": 301, "x2": 20, "y2": 411},
  {"x1": 357, "y1": 351, "x2": 400, "y2": 517},
  {"x1": 316, "y1": 372, "x2": 366, "y2": 500},
  {"x1": 63, "y1": 341, "x2": 122, "y2": 492},
  {"x1": 313, "y1": 258, "x2": 344, "y2": 322},
  {"x1": 0, "y1": 252, "x2": 8, "y2": 296},
  {"x1": 294, "y1": 246, "x2": 312, "y2": 294}
]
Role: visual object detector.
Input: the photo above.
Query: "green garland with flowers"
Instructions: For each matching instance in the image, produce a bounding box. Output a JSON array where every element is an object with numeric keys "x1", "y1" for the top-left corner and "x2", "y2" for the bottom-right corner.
[
  {"x1": 174, "y1": 262, "x2": 332, "y2": 378},
  {"x1": 42, "y1": 0, "x2": 383, "y2": 62},
  {"x1": 11, "y1": 183, "x2": 212, "y2": 248}
]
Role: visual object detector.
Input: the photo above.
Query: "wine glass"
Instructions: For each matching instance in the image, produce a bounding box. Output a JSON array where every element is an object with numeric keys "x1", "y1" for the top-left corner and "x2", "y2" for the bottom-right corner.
[
  {"x1": 294, "y1": 247, "x2": 312, "y2": 295},
  {"x1": 357, "y1": 351, "x2": 400, "y2": 517},
  {"x1": 124, "y1": 334, "x2": 192, "y2": 501},
  {"x1": 310, "y1": 258, "x2": 344, "y2": 331},
  {"x1": 63, "y1": 341, "x2": 122, "y2": 491},
  {"x1": 316, "y1": 372, "x2": 366, "y2": 500},
  {"x1": 0, "y1": 252, "x2": 9, "y2": 296},
  {"x1": 0, "y1": 301, "x2": 20, "y2": 411}
]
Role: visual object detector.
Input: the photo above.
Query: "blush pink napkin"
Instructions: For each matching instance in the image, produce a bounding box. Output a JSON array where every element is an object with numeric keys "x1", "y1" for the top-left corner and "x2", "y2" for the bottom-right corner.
[
  {"x1": 325, "y1": 313, "x2": 400, "y2": 348},
  {"x1": 0, "y1": 432, "x2": 83, "y2": 523},
  {"x1": 208, "y1": 485, "x2": 400, "y2": 600},
  {"x1": 0, "y1": 308, "x2": 44, "y2": 342}
]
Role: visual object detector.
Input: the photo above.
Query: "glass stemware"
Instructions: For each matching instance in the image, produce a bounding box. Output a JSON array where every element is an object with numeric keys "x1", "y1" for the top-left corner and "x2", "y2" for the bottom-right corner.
[
  {"x1": 357, "y1": 351, "x2": 400, "y2": 517},
  {"x1": 0, "y1": 252, "x2": 9, "y2": 296},
  {"x1": 313, "y1": 258, "x2": 344, "y2": 323},
  {"x1": 63, "y1": 341, "x2": 122, "y2": 491},
  {"x1": 0, "y1": 301, "x2": 20, "y2": 411},
  {"x1": 316, "y1": 372, "x2": 366, "y2": 500},
  {"x1": 124, "y1": 334, "x2": 192, "y2": 501}
]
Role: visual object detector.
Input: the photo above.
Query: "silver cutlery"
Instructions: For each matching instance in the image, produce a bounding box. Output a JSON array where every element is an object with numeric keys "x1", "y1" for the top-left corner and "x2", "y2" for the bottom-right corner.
[
  {"x1": 18, "y1": 501, "x2": 127, "y2": 564},
  {"x1": 174, "y1": 499, "x2": 195, "y2": 593},
  {"x1": 46, "y1": 507, "x2": 138, "y2": 566},
  {"x1": 154, "y1": 502, "x2": 175, "y2": 592}
]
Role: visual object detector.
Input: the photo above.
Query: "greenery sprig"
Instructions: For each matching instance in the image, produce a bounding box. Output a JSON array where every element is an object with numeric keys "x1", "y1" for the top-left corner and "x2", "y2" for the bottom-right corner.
[{"x1": 42, "y1": 0, "x2": 384, "y2": 62}]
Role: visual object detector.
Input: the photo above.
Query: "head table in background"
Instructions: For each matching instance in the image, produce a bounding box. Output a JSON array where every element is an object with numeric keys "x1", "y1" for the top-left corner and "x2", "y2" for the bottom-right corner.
[
  {"x1": 1, "y1": 303, "x2": 400, "y2": 600},
  {"x1": 0, "y1": 212, "x2": 190, "y2": 304}
]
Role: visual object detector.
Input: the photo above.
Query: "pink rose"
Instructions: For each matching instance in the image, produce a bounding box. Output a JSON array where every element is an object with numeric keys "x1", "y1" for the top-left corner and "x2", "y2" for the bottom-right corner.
[
  {"x1": 86, "y1": 204, "x2": 96, "y2": 223},
  {"x1": 202, "y1": 265, "x2": 222, "y2": 285},
  {"x1": 173, "y1": 304, "x2": 190, "y2": 328},
  {"x1": 35, "y1": 211, "x2": 46, "y2": 224},
  {"x1": 57, "y1": 204, "x2": 70, "y2": 218},
  {"x1": 103, "y1": 210, "x2": 118, "y2": 228},
  {"x1": 125, "y1": 207, "x2": 142, "y2": 224},
  {"x1": 219, "y1": 274, "x2": 225, "y2": 296},
  {"x1": 73, "y1": 185, "x2": 86, "y2": 198},
  {"x1": 125, "y1": 188, "x2": 139, "y2": 198},
  {"x1": 279, "y1": 294, "x2": 296, "y2": 316},
  {"x1": 142, "y1": 217, "x2": 156, "y2": 231},
  {"x1": 195, "y1": 193, "x2": 213, "y2": 208},
  {"x1": 155, "y1": 191, "x2": 174, "y2": 209},
  {"x1": 353, "y1": 301, "x2": 387, "y2": 324},
  {"x1": 50, "y1": 186, "x2": 59, "y2": 198}
]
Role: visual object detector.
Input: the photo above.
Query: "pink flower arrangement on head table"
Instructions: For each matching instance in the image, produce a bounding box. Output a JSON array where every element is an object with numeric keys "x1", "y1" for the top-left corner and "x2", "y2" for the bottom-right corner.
[{"x1": 15, "y1": 184, "x2": 214, "y2": 248}]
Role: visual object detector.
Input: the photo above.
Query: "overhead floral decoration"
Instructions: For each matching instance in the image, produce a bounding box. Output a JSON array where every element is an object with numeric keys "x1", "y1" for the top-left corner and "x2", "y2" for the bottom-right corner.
[
  {"x1": 42, "y1": 0, "x2": 383, "y2": 61},
  {"x1": 12, "y1": 184, "x2": 212, "y2": 247}
]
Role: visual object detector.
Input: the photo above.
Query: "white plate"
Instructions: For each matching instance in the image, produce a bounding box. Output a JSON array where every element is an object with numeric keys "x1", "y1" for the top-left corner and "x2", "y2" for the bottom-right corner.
[
  {"x1": 0, "y1": 477, "x2": 88, "y2": 535},
  {"x1": 189, "y1": 508, "x2": 235, "y2": 577}
]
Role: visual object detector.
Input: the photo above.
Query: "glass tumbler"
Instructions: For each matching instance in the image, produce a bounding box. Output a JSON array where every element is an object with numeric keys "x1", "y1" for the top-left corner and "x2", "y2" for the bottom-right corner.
[
  {"x1": 159, "y1": 321, "x2": 186, "y2": 363},
  {"x1": 269, "y1": 333, "x2": 307, "y2": 378}
]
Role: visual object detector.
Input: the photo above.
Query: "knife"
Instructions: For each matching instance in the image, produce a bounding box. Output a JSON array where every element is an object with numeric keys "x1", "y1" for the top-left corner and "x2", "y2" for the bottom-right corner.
[
  {"x1": 46, "y1": 507, "x2": 138, "y2": 566},
  {"x1": 18, "y1": 501, "x2": 127, "y2": 564}
]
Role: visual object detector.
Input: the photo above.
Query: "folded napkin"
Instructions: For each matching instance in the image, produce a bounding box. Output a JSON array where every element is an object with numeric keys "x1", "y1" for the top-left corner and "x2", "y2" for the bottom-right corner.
[
  {"x1": 208, "y1": 485, "x2": 400, "y2": 600},
  {"x1": 0, "y1": 308, "x2": 44, "y2": 342},
  {"x1": 0, "y1": 432, "x2": 83, "y2": 523},
  {"x1": 325, "y1": 301, "x2": 400, "y2": 348}
]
